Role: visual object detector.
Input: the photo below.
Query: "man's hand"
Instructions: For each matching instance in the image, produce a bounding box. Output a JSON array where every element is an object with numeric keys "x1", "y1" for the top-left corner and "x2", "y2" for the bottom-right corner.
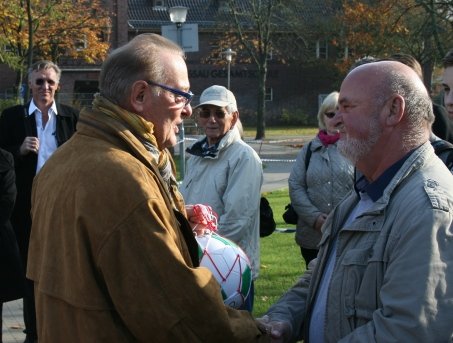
[
  {"x1": 20, "y1": 136, "x2": 40, "y2": 155},
  {"x1": 255, "y1": 315, "x2": 292, "y2": 343}
]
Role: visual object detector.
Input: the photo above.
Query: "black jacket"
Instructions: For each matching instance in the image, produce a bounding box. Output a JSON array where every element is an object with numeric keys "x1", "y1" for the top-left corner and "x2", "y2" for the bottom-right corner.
[
  {"x1": 432, "y1": 103, "x2": 453, "y2": 144},
  {"x1": 0, "y1": 147, "x2": 24, "y2": 302},
  {"x1": 0, "y1": 102, "x2": 78, "y2": 264}
]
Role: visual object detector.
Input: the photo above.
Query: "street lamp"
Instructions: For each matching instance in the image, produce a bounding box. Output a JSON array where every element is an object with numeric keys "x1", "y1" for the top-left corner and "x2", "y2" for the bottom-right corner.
[
  {"x1": 169, "y1": 6, "x2": 188, "y2": 47},
  {"x1": 169, "y1": 6, "x2": 188, "y2": 180},
  {"x1": 222, "y1": 48, "x2": 236, "y2": 90}
]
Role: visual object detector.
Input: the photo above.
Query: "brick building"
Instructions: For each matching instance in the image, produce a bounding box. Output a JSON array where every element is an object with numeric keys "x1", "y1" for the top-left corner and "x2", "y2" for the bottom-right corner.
[{"x1": 0, "y1": 0, "x2": 344, "y2": 126}]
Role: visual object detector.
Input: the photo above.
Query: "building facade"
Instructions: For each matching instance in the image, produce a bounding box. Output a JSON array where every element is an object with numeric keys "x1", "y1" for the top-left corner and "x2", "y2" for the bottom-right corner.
[{"x1": 0, "y1": 0, "x2": 343, "y2": 126}]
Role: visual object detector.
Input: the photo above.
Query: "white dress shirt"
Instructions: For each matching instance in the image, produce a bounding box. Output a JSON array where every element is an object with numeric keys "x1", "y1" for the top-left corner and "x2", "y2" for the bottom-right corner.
[{"x1": 29, "y1": 100, "x2": 58, "y2": 173}]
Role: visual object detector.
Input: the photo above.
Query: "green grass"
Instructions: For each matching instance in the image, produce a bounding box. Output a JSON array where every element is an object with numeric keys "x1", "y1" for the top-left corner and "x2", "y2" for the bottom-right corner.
[
  {"x1": 243, "y1": 126, "x2": 318, "y2": 139},
  {"x1": 253, "y1": 188, "x2": 304, "y2": 317}
]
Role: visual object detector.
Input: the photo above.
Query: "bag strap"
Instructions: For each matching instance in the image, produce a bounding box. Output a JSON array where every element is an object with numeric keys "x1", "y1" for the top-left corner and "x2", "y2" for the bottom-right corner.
[{"x1": 305, "y1": 141, "x2": 313, "y2": 171}]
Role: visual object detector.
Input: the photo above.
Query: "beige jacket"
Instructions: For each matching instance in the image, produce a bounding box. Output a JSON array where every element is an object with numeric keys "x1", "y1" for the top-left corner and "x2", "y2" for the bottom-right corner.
[{"x1": 27, "y1": 109, "x2": 267, "y2": 342}]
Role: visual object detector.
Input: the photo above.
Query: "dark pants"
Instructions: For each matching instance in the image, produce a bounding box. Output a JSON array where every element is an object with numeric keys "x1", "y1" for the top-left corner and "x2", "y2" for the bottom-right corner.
[
  {"x1": 240, "y1": 281, "x2": 255, "y2": 312},
  {"x1": 300, "y1": 247, "x2": 318, "y2": 267},
  {"x1": 23, "y1": 279, "x2": 37, "y2": 341}
]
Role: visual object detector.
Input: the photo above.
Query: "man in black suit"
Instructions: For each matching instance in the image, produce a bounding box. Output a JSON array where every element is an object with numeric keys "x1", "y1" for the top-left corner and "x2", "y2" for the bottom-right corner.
[{"x1": 0, "y1": 60, "x2": 78, "y2": 343}]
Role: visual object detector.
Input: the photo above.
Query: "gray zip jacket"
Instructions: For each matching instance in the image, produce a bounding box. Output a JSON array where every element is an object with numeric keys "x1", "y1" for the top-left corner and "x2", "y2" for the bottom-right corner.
[
  {"x1": 266, "y1": 142, "x2": 453, "y2": 342},
  {"x1": 289, "y1": 136, "x2": 354, "y2": 249},
  {"x1": 181, "y1": 128, "x2": 263, "y2": 278}
]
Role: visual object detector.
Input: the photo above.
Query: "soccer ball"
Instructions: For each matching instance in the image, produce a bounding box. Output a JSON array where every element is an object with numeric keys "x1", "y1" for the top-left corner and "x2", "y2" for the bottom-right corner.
[{"x1": 195, "y1": 232, "x2": 252, "y2": 309}]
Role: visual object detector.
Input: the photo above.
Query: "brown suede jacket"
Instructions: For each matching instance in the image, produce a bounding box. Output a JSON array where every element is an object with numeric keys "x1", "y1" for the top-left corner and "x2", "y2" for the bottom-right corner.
[{"x1": 27, "y1": 108, "x2": 268, "y2": 342}]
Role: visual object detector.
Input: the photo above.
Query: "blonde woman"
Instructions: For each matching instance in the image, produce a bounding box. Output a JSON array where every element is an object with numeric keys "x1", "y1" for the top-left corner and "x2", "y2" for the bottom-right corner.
[{"x1": 288, "y1": 91, "x2": 354, "y2": 266}]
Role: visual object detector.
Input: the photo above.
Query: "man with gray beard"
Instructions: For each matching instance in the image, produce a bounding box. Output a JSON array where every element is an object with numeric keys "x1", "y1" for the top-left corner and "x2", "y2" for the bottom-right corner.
[{"x1": 255, "y1": 61, "x2": 453, "y2": 342}]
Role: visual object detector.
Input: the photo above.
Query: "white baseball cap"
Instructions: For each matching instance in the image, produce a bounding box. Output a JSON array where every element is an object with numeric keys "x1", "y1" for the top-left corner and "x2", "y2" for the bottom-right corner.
[{"x1": 194, "y1": 85, "x2": 237, "y2": 109}]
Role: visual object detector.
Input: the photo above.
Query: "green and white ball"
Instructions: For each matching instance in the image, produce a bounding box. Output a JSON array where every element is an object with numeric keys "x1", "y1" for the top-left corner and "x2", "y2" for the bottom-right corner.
[{"x1": 196, "y1": 232, "x2": 252, "y2": 309}]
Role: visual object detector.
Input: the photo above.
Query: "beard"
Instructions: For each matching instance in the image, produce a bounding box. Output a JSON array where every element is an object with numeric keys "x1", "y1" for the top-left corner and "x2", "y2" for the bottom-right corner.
[{"x1": 338, "y1": 115, "x2": 382, "y2": 165}]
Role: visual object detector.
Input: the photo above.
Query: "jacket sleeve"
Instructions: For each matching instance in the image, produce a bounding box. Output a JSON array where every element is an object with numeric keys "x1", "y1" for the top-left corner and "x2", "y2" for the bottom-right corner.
[
  {"x1": 97, "y1": 200, "x2": 266, "y2": 343},
  {"x1": 288, "y1": 141, "x2": 322, "y2": 227},
  {"x1": 339, "y1": 189, "x2": 453, "y2": 342},
  {"x1": 217, "y1": 149, "x2": 263, "y2": 243},
  {"x1": 265, "y1": 259, "x2": 315, "y2": 342}
]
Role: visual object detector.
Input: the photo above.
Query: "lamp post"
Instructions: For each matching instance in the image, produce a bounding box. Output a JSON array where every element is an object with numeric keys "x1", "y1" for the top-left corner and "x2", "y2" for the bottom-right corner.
[
  {"x1": 222, "y1": 48, "x2": 236, "y2": 90},
  {"x1": 169, "y1": 6, "x2": 188, "y2": 180}
]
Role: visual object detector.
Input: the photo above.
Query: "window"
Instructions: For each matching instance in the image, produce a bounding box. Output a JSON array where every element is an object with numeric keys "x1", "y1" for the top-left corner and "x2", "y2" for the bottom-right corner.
[
  {"x1": 219, "y1": 1, "x2": 230, "y2": 13},
  {"x1": 75, "y1": 36, "x2": 87, "y2": 51},
  {"x1": 316, "y1": 40, "x2": 328, "y2": 60},
  {"x1": 265, "y1": 87, "x2": 273, "y2": 102},
  {"x1": 153, "y1": 0, "x2": 166, "y2": 9}
]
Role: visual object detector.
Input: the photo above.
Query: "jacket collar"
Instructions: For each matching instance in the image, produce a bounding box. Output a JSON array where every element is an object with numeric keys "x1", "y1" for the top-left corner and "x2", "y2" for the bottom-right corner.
[{"x1": 186, "y1": 127, "x2": 240, "y2": 159}]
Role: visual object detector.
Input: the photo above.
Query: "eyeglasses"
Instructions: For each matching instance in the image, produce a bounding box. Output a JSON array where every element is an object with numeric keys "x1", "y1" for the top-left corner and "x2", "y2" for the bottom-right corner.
[
  {"x1": 198, "y1": 108, "x2": 228, "y2": 119},
  {"x1": 146, "y1": 80, "x2": 194, "y2": 107},
  {"x1": 35, "y1": 78, "x2": 57, "y2": 86},
  {"x1": 324, "y1": 112, "x2": 336, "y2": 119}
]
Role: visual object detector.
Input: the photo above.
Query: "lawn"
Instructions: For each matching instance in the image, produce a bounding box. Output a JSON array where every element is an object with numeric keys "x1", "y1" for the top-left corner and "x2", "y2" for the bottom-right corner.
[
  {"x1": 254, "y1": 188, "x2": 304, "y2": 317},
  {"x1": 243, "y1": 126, "x2": 318, "y2": 140}
]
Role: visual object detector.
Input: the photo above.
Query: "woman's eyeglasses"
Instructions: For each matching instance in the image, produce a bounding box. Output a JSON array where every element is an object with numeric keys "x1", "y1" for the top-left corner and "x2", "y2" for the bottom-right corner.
[
  {"x1": 198, "y1": 108, "x2": 228, "y2": 119},
  {"x1": 324, "y1": 112, "x2": 336, "y2": 119},
  {"x1": 146, "y1": 80, "x2": 194, "y2": 107}
]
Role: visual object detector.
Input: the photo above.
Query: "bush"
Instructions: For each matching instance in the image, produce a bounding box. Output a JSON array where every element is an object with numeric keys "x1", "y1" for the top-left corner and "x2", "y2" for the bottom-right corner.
[{"x1": 0, "y1": 98, "x2": 21, "y2": 116}]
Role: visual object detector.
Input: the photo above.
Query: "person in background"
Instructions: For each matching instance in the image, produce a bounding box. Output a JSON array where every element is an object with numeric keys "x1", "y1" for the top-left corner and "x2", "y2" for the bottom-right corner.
[
  {"x1": 288, "y1": 91, "x2": 354, "y2": 266},
  {"x1": 380, "y1": 53, "x2": 453, "y2": 171},
  {"x1": 0, "y1": 147, "x2": 24, "y2": 343},
  {"x1": 0, "y1": 60, "x2": 78, "y2": 343},
  {"x1": 442, "y1": 49, "x2": 453, "y2": 121},
  {"x1": 180, "y1": 85, "x2": 263, "y2": 312},
  {"x1": 27, "y1": 34, "x2": 267, "y2": 342},
  {"x1": 386, "y1": 53, "x2": 453, "y2": 143},
  {"x1": 256, "y1": 61, "x2": 453, "y2": 342}
]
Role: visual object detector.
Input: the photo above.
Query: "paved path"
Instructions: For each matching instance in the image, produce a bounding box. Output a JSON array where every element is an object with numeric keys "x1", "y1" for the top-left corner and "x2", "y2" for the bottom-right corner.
[
  {"x1": 2, "y1": 135, "x2": 311, "y2": 342},
  {"x1": 2, "y1": 300, "x2": 25, "y2": 343}
]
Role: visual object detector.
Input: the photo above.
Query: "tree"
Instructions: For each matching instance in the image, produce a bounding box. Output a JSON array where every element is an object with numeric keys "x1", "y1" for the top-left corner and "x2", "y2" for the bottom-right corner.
[
  {"x1": 0, "y1": 0, "x2": 111, "y2": 99},
  {"x1": 335, "y1": 0, "x2": 453, "y2": 90},
  {"x1": 206, "y1": 0, "x2": 342, "y2": 139},
  {"x1": 221, "y1": 0, "x2": 284, "y2": 139}
]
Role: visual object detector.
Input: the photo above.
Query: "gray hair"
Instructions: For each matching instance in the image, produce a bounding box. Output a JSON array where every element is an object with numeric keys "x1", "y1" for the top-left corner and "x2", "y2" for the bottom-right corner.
[
  {"x1": 99, "y1": 33, "x2": 184, "y2": 107},
  {"x1": 373, "y1": 62, "x2": 434, "y2": 148},
  {"x1": 28, "y1": 60, "x2": 61, "y2": 82}
]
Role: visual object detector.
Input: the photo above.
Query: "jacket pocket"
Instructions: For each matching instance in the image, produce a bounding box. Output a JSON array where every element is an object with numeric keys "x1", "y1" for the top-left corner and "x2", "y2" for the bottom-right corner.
[{"x1": 341, "y1": 246, "x2": 381, "y2": 332}]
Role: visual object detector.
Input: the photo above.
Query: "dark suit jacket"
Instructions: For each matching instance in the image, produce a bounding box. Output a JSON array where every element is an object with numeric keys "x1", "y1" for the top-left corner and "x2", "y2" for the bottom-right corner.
[
  {"x1": 432, "y1": 103, "x2": 453, "y2": 144},
  {"x1": 0, "y1": 147, "x2": 25, "y2": 302},
  {"x1": 0, "y1": 102, "x2": 78, "y2": 264}
]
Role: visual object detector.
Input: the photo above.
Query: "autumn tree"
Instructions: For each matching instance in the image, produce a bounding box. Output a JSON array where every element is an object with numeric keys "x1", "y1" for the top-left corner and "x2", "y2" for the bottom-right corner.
[
  {"x1": 0, "y1": 0, "x2": 111, "y2": 99},
  {"x1": 335, "y1": 0, "x2": 453, "y2": 90},
  {"x1": 207, "y1": 0, "x2": 341, "y2": 139}
]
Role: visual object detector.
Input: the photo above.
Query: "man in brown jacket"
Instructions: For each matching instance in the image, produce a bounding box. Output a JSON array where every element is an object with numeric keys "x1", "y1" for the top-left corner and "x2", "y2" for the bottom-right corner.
[{"x1": 27, "y1": 33, "x2": 268, "y2": 342}]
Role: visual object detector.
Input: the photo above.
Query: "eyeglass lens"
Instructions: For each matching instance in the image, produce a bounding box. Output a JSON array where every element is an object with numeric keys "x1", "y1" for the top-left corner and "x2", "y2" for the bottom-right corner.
[
  {"x1": 199, "y1": 108, "x2": 227, "y2": 119},
  {"x1": 36, "y1": 78, "x2": 56, "y2": 86},
  {"x1": 146, "y1": 80, "x2": 193, "y2": 107}
]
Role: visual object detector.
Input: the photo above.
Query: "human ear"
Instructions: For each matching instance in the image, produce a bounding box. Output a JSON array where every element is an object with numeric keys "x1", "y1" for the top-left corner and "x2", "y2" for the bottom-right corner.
[
  {"x1": 230, "y1": 111, "x2": 239, "y2": 128},
  {"x1": 130, "y1": 81, "x2": 148, "y2": 113},
  {"x1": 386, "y1": 95, "x2": 404, "y2": 126}
]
